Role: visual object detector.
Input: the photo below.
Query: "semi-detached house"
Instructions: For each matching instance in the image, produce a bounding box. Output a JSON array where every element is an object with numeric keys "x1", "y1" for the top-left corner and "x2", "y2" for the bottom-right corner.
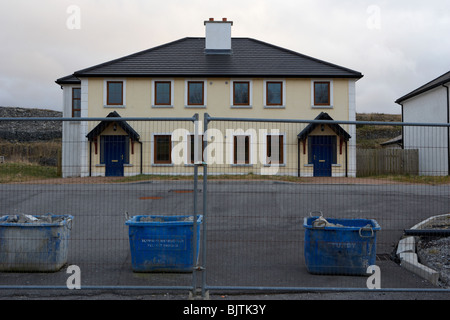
[{"x1": 56, "y1": 18, "x2": 363, "y2": 178}]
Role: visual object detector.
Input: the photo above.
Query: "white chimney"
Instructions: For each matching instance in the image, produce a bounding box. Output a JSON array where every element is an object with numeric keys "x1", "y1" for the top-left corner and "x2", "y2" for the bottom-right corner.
[{"x1": 204, "y1": 18, "x2": 233, "y2": 54}]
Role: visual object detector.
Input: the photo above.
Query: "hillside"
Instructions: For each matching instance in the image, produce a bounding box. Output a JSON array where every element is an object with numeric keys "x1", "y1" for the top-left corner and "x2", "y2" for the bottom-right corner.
[
  {"x1": 356, "y1": 113, "x2": 402, "y2": 122},
  {"x1": 0, "y1": 107, "x2": 62, "y2": 142},
  {"x1": 356, "y1": 113, "x2": 402, "y2": 148}
]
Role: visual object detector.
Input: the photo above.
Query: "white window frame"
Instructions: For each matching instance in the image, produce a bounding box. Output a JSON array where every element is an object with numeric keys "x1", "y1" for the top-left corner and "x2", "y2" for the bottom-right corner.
[
  {"x1": 103, "y1": 79, "x2": 126, "y2": 108},
  {"x1": 311, "y1": 79, "x2": 333, "y2": 108}
]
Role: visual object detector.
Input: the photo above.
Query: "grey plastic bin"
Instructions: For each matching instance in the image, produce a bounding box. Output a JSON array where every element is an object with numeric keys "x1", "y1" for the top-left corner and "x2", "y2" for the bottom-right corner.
[{"x1": 0, "y1": 214, "x2": 73, "y2": 272}]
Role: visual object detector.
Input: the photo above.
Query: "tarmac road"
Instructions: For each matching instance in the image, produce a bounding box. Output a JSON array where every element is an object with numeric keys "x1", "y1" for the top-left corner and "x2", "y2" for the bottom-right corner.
[{"x1": 0, "y1": 179, "x2": 449, "y2": 300}]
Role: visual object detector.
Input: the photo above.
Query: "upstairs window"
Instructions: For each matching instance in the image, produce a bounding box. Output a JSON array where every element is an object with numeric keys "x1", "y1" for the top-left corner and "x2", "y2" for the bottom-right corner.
[
  {"x1": 313, "y1": 81, "x2": 330, "y2": 106},
  {"x1": 266, "y1": 81, "x2": 283, "y2": 106},
  {"x1": 187, "y1": 81, "x2": 205, "y2": 106},
  {"x1": 107, "y1": 81, "x2": 123, "y2": 105},
  {"x1": 155, "y1": 81, "x2": 172, "y2": 106},
  {"x1": 72, "y1": 88, "x2": 81, "y2": 117},
  {"x1": 233, "y1": 81, "x2": 250, "y2": 106}
]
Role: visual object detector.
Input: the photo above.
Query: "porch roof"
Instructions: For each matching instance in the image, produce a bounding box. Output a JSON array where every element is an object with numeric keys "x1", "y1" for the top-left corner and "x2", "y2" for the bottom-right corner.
[
  {"x1": 297, "y1": 112, "x2": 351, "y2": 141},
  {"x1": 86, "y1": 111, "x2": 140, "y2": 141}
]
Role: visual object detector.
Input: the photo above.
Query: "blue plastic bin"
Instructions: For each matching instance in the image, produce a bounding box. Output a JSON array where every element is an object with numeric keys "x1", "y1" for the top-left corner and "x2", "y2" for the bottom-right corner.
[
  {"x1": 125, "y1": 215, "x2": 202, "y2": 272},
  {"x1": 303, "y1": 216, "x2": 381, "y2": 275},
  {"x1": 0, "y1": 214, "x2": 73, "y2": 272}
]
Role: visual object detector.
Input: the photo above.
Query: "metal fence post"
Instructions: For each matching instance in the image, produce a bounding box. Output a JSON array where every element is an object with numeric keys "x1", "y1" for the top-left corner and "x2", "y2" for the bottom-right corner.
[
  {"x1": 201, "y1": 113, "x2": 210, "y2": 298},
  {"x1": 192, "y1": 113, "x2": 199, "y2": 295}
]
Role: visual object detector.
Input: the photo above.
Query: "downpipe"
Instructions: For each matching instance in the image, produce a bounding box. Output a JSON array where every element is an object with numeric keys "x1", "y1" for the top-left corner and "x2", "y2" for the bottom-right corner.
[{"x1": 443, "y1": 84, "x2": 450, "y2": 176}]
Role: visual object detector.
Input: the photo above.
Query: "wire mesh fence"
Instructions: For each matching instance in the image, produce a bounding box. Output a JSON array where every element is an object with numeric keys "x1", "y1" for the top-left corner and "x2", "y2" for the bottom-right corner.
[{"x1": 0, "y1": 115, "x2": 449, "y2": 296}]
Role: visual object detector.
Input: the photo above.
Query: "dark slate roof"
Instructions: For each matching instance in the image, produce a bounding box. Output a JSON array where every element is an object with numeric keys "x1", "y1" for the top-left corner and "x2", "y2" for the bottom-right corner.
[
  {"x1": 56, "y1": 37, "x2": 363, "y2": 84},
  {"x1": 396, "y1": 70, "x2": 450, "y2": 104},
  {"x1": 86, "y1": 111, "x2": 140, "y2": 141},
  {"x1": 55, "y1": 74, "x2": 81, "y2": 85},
  {"x1": 297, "y1": 112, "x2": 351, "y2": 141}
]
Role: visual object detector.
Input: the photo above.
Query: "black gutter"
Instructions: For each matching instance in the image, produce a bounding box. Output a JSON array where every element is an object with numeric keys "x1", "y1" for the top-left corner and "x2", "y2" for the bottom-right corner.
[
  {"x1": 89, "y1": 141, "x2": 92, "y2": 177},
  {"x1": 71, "y1": 73, "x2": 363, "y2": 79},
  {"x1": 345, "y1": 140, "x2": 348, "y2": 177},
  {"x1": 297, "y1": 140, "x2": 300, "y2": 178},
  {"x1": 139, "y1": 141, "x2": 143, "y2": 175},
  {"x1": 400, "y1": 103, "x2": 404, "y2": 150}
]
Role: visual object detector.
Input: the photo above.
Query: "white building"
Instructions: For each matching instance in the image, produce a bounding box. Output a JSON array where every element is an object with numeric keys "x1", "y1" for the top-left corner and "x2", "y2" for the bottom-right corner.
[{"x1": 396, "y1": 71, "x2": 450, "y2": 176}]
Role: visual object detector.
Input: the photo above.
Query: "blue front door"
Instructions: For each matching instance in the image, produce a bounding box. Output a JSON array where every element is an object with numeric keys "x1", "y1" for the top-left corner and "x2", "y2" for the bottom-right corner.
[
  {"x1": 311, "y1": 136, "x2": 334, "y2": 177},
  {"x1": 104, "y1": 136, "x2": 126, "y2": 177}
]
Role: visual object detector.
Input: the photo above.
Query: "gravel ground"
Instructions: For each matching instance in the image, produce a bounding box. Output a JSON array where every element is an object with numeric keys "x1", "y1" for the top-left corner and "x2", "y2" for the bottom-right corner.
[
  {"x1": 415, "y1": 215, "x2": 450, "y2": 288},
  {"x1": 417, "y1": 237, "x2": 450, "y2": 288}
]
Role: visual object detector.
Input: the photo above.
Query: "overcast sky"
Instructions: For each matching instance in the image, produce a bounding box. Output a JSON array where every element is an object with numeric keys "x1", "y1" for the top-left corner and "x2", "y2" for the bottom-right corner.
[{"x1": 1, "y1": 0, "x2": 449, "y2": 115}]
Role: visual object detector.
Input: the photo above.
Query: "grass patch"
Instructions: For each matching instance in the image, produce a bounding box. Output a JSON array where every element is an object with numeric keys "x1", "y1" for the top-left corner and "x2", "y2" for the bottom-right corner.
[
  {"x1": 0, "y1": 162, "x2": 59, "y2": 183},
  {"x1": 115, "y1": 172, "x2": 307, "y2": 184},
  {"x1": 114, "y1": 174, "x2": 190, "y2": 183},
  {"x1": 1, "y1": 164, "x2": 448, "y2": 185},
  {"x1": 369, "y1": 174, "x2": 450, "y2": 185},
  {"x1": 207, "y1": 173, "x2": 303, "y2": 182},
  {"x1": 117, "y1": 173, "x2": 450, "y2": 185}
]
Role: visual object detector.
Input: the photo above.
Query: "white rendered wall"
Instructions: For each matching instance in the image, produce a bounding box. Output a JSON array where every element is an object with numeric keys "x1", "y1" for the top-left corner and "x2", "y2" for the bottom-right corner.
[
  {"x1": 61, "y1": 79, "x2": 90, "y2": 178},
  {"x1": 205, "y1": 21, "x2": 232, "y2": 51},
  {"x1": 61, "y1": 85, "x2": 82, "y2": 177},
  {"x1": 348, "y1": 79, "x2": 357, "y2": 177},
  {"x1": 402, "y1": 85, "x2": 449, "y2": 176}
]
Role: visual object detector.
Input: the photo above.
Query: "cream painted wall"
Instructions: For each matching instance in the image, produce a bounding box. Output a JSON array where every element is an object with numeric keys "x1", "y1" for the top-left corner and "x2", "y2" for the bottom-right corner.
[
  {"x1": 86, "y1": 78, "x2": 349, "y2": 120},
  {"x1": 66, "y1": 76, "x2": 355, "y2": 177}
]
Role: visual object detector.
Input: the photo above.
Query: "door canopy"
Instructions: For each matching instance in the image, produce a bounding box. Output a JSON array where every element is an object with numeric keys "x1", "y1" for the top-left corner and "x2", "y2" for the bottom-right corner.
[
  {"x1": 297, "y1": 112, "x2": 351, "y2": 142},
  {"x1": 86, "y1": 111, "x2": 140, "y2": 142}
]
